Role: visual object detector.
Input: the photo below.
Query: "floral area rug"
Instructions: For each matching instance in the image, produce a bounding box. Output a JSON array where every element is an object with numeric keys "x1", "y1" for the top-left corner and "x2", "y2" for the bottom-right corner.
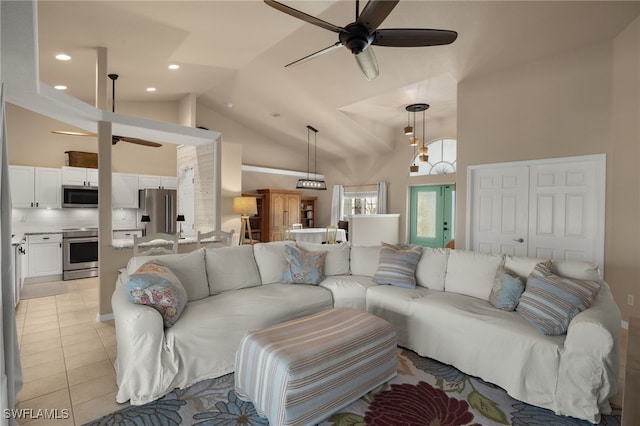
[{"x1": 85, "y1": 349, "x2": 621, "y2": 426}]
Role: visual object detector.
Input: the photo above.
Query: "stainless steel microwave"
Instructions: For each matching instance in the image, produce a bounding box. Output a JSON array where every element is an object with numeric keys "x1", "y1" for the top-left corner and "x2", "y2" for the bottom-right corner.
[{"x1": 62, "y1": 185, "x2": 99, "y2": 208}]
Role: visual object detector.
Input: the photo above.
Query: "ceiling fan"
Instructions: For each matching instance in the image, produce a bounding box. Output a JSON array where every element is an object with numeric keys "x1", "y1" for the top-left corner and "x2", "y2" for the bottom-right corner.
[
  {"x1": 264, "y1": 0, "x2": 458, "y2": 80},
  {"x1": 51, "y1": 74, "x2": 163, "y2": 148}
]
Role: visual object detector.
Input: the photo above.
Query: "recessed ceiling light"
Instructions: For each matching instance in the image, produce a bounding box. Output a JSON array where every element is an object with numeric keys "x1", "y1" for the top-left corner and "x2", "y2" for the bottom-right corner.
[
  {"x1": 54, "y1": 85, "x2": 67, "y2": 90},
  {"x1": 168, "y1": 64, "x2": 180, "y2": 70},
  {"x1": 226, "y1": 101, "x2": 233, "y2": 108},
  {"x1": 55, "y1": 54, "x2": 71, "y2": 61},
  {"x1": 146, "y1": 87, "x2": 156, "y2": 92}
]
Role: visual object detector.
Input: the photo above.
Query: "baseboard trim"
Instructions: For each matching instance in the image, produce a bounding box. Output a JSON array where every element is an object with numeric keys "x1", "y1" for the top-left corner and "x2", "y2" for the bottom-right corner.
[{"x1": 97, "y1": 312, "x2": 114, "y2": 322}]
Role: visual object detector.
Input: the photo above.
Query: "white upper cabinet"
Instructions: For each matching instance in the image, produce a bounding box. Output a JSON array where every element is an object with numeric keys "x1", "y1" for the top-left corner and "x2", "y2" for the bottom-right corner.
[
  {"x1": 9, "y1": 166, "x2": 61, "y2": 208},
  {"x1": 62, "y1": 166, "x2": 99, "y2": 187},
  {"x1": 138, "y1": 174, "x2": 176, "y2": 190},
  {"x1": 112, "y1": 173, "x2": 139, "y2": 209}
]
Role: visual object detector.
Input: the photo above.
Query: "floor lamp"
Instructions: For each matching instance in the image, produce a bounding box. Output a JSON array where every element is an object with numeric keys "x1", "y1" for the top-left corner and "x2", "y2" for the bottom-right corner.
[{"x1": 233, "y1": 196, "x2": 257, "y2": 245}]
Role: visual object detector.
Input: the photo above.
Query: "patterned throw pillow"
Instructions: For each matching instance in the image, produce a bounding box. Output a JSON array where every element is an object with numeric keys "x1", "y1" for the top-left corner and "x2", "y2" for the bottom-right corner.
[
  {"x1": 282, "y1": 245, "x2": 327, "y2": 285},
  {"x1": 373, "y1": 242, "x2": 423, "y2": 289},
  {"x1": 516, "y1": 261, "x2": 602, "y2": 335},
  {"x1": 126, "y1": 261, "x2": 187, "y2": 328},
  {"x1": 489, "y1": 265, "x2": 525, "y2": 311}
]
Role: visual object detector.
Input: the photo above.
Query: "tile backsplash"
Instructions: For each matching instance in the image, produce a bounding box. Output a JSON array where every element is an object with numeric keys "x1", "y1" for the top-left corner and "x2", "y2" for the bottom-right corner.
[{"x1": 12, "y1": 208, "x2": 138, "y2": 234}]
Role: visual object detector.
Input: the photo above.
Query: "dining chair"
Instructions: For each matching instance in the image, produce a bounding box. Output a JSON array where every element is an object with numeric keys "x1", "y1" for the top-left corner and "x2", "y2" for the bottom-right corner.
[
  {"x1": 133, "y1": 233, "x2": 179, "y2": 257},
  {"x1": 197, "y1": 229, "x2": 235, "y2": 249},
  {"x1": 324, "y1": 226, "x2": 338, "y2": 244}
]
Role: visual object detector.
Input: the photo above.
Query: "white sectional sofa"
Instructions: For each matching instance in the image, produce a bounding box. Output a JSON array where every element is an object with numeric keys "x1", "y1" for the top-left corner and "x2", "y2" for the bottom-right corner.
[{"x1": 111, "y1": 240, "x2": 621, "y2": 423}]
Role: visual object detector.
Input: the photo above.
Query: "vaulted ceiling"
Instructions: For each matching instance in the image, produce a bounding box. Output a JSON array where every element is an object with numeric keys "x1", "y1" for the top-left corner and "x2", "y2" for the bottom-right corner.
[{"x1": 36, "y1": 1, "x2": 640, "y2": 160}]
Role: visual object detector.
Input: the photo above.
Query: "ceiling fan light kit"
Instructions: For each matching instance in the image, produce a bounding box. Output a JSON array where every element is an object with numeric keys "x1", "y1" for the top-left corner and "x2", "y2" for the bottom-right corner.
[
  {"x1": 296, "y1": 125, "x2": 327, "y2": 191},
  {"x1": 265, "y1": 0, "x2": 457, "y2": 80}
]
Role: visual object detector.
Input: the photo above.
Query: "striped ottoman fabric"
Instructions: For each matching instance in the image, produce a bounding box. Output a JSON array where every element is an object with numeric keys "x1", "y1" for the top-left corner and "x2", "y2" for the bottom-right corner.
[{"x1": 234, "y1": 307, "x2": 397, "y2": 426}]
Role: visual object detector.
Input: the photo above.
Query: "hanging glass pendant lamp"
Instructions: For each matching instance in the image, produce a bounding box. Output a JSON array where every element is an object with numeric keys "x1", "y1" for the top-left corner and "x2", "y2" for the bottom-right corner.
[{"x1": 405, "y1": 103, "x2": 429, "y2": 171}]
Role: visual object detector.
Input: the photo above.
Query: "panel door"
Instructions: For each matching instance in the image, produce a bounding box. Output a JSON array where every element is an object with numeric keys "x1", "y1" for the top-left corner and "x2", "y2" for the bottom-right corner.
[
  {"x1": 9, "y1": 165, "x2": 35, "y2": 208},
  {"x1": 35, "y1": 167, "x2": 62, "y2": 208},
  {"x1": 62, "y1": 166, "x2": 88, "y2": 186},
  {"x1": 112, "y1": 173, "x2": 139, "y2": 209},
  {"x1": 27, "y1": 242, "x2": 62, "y2": 277},
  {"x1": 286, "y1": 194, "x2": 301, "y2": 226},
  {"x1": 270, "y1": 193, "x2": 286, "y2": 241},
  {"x1": 527, "y1": 160, "x2": 599, "y2": 262},
  {"x1": 469, "y1": 166, "x2": 529, "y2": 256},
  {"x1": 86, "y1": 168, "x2": 99, "y2": 186}
]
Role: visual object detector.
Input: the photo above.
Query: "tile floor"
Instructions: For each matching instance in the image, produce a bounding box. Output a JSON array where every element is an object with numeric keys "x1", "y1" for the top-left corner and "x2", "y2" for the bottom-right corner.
[
  {"x1": 13, "y1": 277, "x2": 630, "y2": 425},
  {"x1": 14, "y1": 277, "x2": 128, "y2": 425}
]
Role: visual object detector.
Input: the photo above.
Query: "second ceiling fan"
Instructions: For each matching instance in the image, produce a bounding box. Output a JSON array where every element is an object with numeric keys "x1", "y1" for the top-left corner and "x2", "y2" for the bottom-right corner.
[
  {"x1": 264, "y1": 0, "x2": 458, "y2": 80},
  {"x1": 52, "y1": 74, "x2": 162, "y2": 148}
]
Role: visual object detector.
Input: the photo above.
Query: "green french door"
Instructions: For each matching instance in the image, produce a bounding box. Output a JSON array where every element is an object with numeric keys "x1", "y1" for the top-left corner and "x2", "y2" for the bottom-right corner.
[{"x1": 409, "y1": 185, "x2": 455, "y2": 248}]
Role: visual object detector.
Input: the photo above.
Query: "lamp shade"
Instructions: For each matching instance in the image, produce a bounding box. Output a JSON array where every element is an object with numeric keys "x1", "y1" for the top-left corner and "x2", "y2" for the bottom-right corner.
[
  {"x1": 233, "y1": 197, "x2": 258, "y2": 215},
  {"x1": 176, "y1": 215, "x2": 185, "y2": 222},
  {"x1": 141, "y1": 215, "x2": 151, "y2": 223}
]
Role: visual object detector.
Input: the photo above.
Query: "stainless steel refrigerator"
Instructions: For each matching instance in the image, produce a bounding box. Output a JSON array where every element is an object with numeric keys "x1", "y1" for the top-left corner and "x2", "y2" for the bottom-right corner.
[{"x1": 139, "y1": 188, "x2": 177, "y2": 235}]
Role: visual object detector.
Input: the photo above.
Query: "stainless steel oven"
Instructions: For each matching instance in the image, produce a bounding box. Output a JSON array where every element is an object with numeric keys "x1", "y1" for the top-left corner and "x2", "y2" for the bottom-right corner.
[{"x1": 62, "y1": 228, "x2": 99, "y2": 280}]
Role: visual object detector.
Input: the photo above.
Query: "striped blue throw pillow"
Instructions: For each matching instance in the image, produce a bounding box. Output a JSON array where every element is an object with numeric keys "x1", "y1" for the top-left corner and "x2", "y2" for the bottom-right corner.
[
  {"x1": 373, "y1": 242, "x2": 422, "y2": 289},
  {"x1": 516, "y1": 261, "x2": 601, "y2": 335}
]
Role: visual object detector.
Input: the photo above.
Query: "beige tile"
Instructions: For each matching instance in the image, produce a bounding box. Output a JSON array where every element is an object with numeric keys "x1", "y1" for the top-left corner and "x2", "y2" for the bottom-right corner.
[
  {"x1": 24, "y1": 308, "x2": 57, "y2": 320},
  {"x1": 62, "y1": 339, "x2": 106, "y2": 358},
  {"x1": 67, "y1": 359, "x2": 116, "y2": 387},
  {"x1": 104, "y1": 343, "x2": 118, "y2": 359},
  {"x1": 17, "y1": 372, "x2": 68, "y2": 402},
  {"x1": 61, "y1": 330, "x2": 101, "y2": 347},
  {"x1": 71, "y1": 390, "x2": 126, "y2": 425},
  {"x1": 21, "y1": 321, "x2": 60, "y2": 335},
  {"x1": 55, "y1": 303, "x2": 86, "y2": 314},
  {"x1": 20, "y1": 336, "x2": 62, "y2": 356},
  {"x1": 16, "y1": 388, "x2": 71, "y2": 414},
  {"x1": 20, "y1": 347, "x2": 64, "y2": 369},
  {"x1": 21, "y1": 329, "x2": 60, "y2": 345},
  {"x1": 69, "y1": 374, "x2": 118, "y2": 405},
  {"x1": 21, "y1": 415, "x2": 75, "y2": 426},
  {"x1": 64, "y1": 347, "x2": 109, "y2": 370},
  {"x1": 59, "y1": 322, "x2": 98, "y2": 337},
  {"x1": 21, "y1": 357, "x2": 66, "y2": 383},
  {"x1": 23, "y1": 313, "x2": 58, "y2": 327}
]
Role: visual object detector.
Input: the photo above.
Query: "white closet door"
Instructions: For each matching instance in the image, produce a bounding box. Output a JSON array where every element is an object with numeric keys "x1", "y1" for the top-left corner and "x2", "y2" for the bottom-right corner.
[
  {"x1": 469, "y1": 165, "x2": 529, "y2": 256},
  {"x1": 468, "y1": 155, "x2": 605, "y2": 269},
  {"x1": 528, "y1": 159, "x2": 601, "y2": 263}
]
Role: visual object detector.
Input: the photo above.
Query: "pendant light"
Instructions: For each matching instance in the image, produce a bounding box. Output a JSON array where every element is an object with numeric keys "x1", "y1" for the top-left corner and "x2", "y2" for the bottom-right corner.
[
  {"x1": 296, "y1": 125, "x2": 327, "y2": 190},
  {"x1": 404, "y1": 110, "x2": 413, "y2": 136},
  {"x1": 405, "y1": 103, "x2": 430, "y2": 171}
]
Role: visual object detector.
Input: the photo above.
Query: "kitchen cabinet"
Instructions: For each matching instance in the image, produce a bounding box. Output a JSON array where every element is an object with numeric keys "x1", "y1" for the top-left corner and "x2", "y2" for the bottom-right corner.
[
  {"x1": 112, "y1": 172, "x2": 139, "y2": 208},
  {"x1": 25, "y1": 233, "x2": 63, "y2": 281},
  {"x1": 257, "y1": 189, "x2": 301, "y2": 242},
  {"x1": 138, "y1": 175, "x2": 177, "y2": 190},
  {"x1": 62, "y1": 166, "x2": 99, "y2": 187},
  {"x1": 9, "y1": 165, "x2": 62, "y2": 208}
]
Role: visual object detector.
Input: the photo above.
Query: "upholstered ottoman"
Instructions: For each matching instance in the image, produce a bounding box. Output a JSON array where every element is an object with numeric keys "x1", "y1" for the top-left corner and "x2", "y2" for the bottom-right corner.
[{"x1": 234, "y1": 307, "x2": 397, "y2": 426}]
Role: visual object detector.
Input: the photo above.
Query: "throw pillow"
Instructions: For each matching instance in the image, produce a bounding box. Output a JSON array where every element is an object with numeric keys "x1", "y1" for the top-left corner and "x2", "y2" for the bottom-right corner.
[
  {"x1": 282, "y1": 245, "x2": 327, "y2": 285},
  {"x1": 125, "y1": 262, "x2": 187, "y2": 328},
  {"x1": 488, "y1": 265, "x2": 525, "y2": 311},
  {"x1": 373, "y1": 242, "x2": 422, "y2": 289},
  {"x1": 516, "y1": 261, "x2": 602, "y2": 335}
]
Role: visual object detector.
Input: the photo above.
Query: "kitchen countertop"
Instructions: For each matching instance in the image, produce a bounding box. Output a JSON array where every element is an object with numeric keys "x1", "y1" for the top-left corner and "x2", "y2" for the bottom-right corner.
[{"x1": 112, "y1": 236, "x2": 197, "y2": 249}]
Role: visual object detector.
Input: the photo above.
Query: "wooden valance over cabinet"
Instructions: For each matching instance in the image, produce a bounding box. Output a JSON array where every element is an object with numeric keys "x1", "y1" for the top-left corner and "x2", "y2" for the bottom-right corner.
[{"x1": 257, "y1": 189, "x2": 302, "y2": 242}]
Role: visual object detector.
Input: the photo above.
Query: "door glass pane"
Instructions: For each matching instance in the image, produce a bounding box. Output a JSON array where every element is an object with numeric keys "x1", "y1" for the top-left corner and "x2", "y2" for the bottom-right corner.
[{"x1": 416, "y1": 191, "x2": 437, "y2": 239}]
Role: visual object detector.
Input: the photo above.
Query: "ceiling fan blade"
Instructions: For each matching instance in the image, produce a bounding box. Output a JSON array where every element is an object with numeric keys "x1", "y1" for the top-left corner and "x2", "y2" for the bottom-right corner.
[
  {"x1": 354, "y1": 46, "x2": 379, "y2": 81},
  {"x1": 51, "y1": 130, "x2": 96, "y2": 137},
  {"x1": 285, "y1": 42, "x2": 343, "y2": 68},
  {"x1": 116, "y1": 136, "x2": 162, "y2": 148},
  {"x1": 264, "y1": 0, "x2": 345, "y2": 33},
  {"x1": 357, "y1": 0, "x2": 399, "y2": 32},
  {"x1": 373, "y1": 28, "x2": 458, "y2": 47}
]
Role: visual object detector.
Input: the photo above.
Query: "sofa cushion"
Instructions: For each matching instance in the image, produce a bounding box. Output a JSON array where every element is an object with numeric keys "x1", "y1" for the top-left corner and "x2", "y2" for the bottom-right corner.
[
  {"x1": 205, "y1": 245, "x2": 262, "y2": 295},
  {"x1": 319, "y1": 275, "x2": 378, "y2": 311},
  {"x1": 282, "y1": 245, "x2": 326, "y2": 285},
  {"x1": 552, "y1": 260, "x2": 601, "y2": 281},
  {"x1": 488, "y1": 265, "x2": 525, "y2": 311},
  {"x1": 444, "y1": 250, "x2": 505, "y2": 301},
  {"x1": 151, "y1": 249, "x2": 209, "y2": 302},
  {"x1": 297, "y1": 241, "x2": 350, "y2": 276},
  {"x1": 415, "y1": 247, "x2": 448, "y2": 291},
  {"x1": 504, "y1": 255, "x2": 548, "y2": 279},
  {"x1": 516, "y1": 262, "x2": 602, "y2": 335},
  {"x1": 253, "y1": 241, "x2": 296, "y2": 284},
  {"x1": 349, "y1": 246, "x2": 381, "y2": 277},
  {"x1": 125, "y1": 262, "x2": 187, "y2": 328},
  {"x1": 373, "y1": 243, "x2": 422, "y2": 289}
]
